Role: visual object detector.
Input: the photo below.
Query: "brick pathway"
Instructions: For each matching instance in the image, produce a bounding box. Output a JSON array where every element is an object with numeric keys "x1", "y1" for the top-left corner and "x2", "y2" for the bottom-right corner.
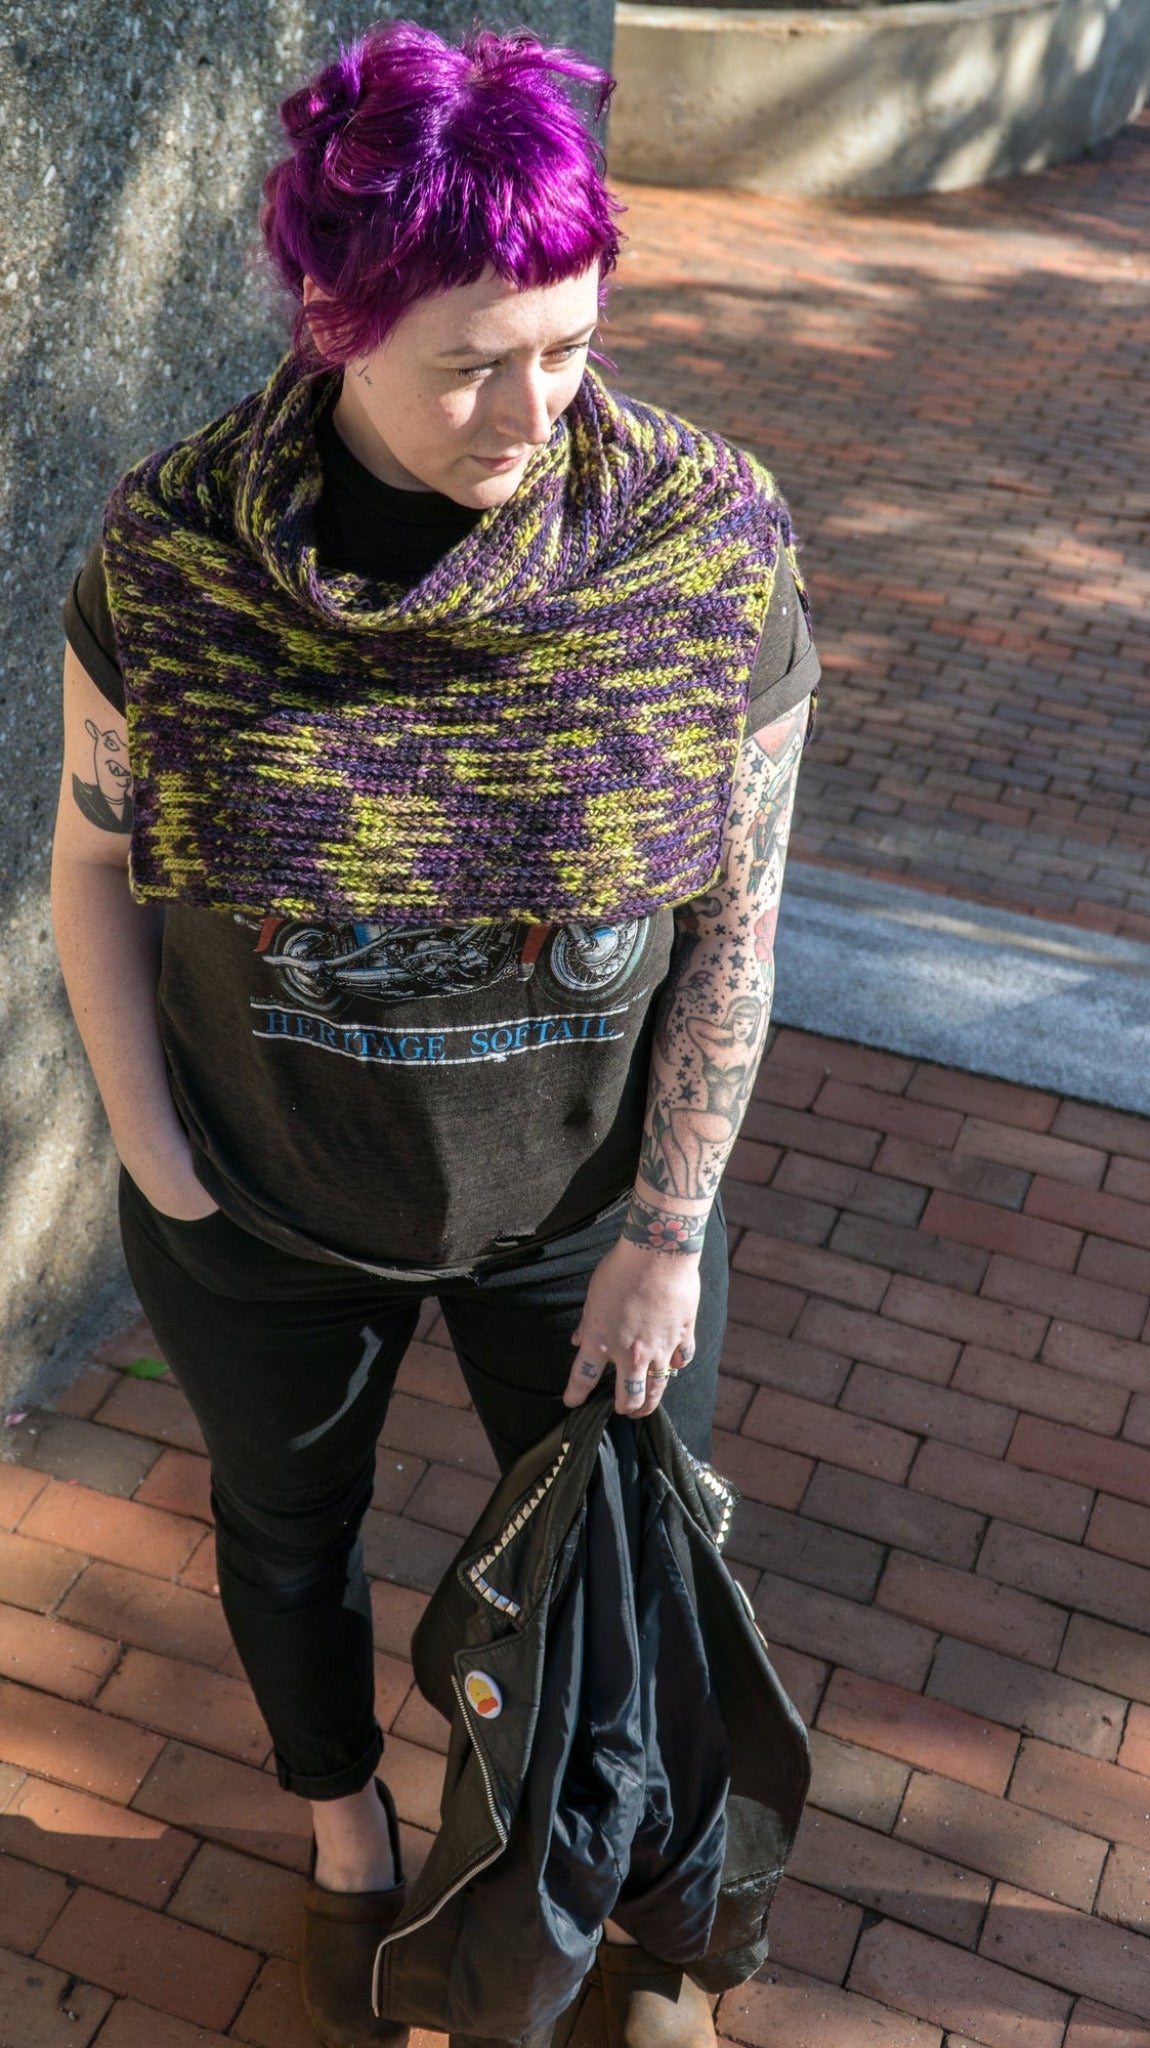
[
  {"x1": 2, "y1": 1028, "x2": 1150, "y2": 2044},
  {"x1": 609, "y1": 114, "x2": 1150, "y2": 941}
]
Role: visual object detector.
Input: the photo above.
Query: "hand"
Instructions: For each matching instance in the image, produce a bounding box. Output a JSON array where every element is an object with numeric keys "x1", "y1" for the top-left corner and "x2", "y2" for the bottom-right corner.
[
  {"x1": 124, "y1": 1140, "x2": 221, "y2": 1223},
  {"x1": 563, "y1": 1235, "x2": 700, "y2": 1420}
]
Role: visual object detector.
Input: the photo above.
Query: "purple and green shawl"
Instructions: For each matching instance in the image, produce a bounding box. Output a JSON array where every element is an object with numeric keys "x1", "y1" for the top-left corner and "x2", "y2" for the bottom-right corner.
[{"x1": 102, "y1": 357, "x2": 788, "y2": 925}]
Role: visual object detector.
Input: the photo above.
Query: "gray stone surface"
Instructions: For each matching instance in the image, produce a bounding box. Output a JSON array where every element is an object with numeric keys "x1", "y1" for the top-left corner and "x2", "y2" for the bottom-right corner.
[
  {"x1": 609, "y1": 0, "x2": 1150, "y2": 196},
  {"x1": 773, "y1": 865, "x2": 1150, "y2": 1116},
  {"x1": 0, "y1": 0, "x2": 614, "y2": 1411},
  {"x1": 4, "y1": 1409, "x2": 162, "y2": 1495}
]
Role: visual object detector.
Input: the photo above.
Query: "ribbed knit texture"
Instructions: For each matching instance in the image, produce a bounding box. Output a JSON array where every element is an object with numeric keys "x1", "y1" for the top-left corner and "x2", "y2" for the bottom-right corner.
[{"x1": 103, "y1": 357, "x2": 792, "y2": 925}]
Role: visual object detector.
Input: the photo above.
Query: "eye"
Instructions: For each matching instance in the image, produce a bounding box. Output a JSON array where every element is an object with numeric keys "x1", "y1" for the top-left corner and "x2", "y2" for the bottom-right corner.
[{"x1": 453, "y1": 339, "x2": 593, "y2": 384}]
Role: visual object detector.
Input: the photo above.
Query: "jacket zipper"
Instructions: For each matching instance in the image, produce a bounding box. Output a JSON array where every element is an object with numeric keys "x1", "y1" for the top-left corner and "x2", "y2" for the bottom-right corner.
[{"x1": 371, "y1": 1672, "x2": 508, "y2": 2018}]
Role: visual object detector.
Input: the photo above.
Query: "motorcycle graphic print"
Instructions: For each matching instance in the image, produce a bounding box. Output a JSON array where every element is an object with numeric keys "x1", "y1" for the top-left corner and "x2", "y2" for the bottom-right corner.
[{"x1": 255, "y1": 916, "x2": 649, "y2": 1019}]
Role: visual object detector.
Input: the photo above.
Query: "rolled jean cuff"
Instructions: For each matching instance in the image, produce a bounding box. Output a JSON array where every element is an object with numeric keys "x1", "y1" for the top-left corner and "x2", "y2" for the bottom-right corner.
[{"x1": 272, "y1": 1720, "x2": 384, "y2": 1801}]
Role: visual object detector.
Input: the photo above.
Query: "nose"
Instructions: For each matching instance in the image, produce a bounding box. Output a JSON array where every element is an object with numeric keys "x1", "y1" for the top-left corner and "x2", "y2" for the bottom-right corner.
[{"x1": 498, "y1": 365, "x2": 554, "y2": 451}]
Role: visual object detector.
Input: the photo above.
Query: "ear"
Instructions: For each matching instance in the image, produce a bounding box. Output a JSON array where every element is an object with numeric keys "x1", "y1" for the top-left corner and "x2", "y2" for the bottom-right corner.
[
  {"x1": 301, "y1": 275, "x2": 336, "y2": 361},
  {"x1": 84, "y1": 718, "x2": 99, "y2": 740}
]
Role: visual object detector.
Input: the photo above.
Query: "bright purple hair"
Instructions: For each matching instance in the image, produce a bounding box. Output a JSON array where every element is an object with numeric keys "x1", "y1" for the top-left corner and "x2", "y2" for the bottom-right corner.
[{"x1": 261, "y1": 20, "x2": 623, "y2": 364}]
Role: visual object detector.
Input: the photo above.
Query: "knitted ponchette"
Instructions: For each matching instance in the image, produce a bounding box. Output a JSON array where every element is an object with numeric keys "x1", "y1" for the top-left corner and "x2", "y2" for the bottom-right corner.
[{"x1": 102, "y1": 357, "x2": 792, "y2": 925}]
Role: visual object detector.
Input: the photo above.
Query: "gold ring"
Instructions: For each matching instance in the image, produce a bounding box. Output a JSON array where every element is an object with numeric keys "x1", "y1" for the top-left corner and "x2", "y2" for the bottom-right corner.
[{"x1": 649, "y1": 1366, "x2": 672, "y2": 1381}]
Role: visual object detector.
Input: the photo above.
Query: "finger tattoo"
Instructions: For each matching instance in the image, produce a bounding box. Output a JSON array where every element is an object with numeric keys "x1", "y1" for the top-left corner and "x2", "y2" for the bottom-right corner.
[
  {"x1": 579, "y1": 1361, "x2": 601, "y2": 1380},
  {"x1": 624, "y1": 1377, "x2": 646, "y2": 1398}
]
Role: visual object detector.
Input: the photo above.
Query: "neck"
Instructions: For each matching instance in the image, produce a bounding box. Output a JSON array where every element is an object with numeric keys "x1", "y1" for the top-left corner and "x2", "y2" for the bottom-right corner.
[{"x1": 331, "y1": 377, "x2": 434, "y2": 493}]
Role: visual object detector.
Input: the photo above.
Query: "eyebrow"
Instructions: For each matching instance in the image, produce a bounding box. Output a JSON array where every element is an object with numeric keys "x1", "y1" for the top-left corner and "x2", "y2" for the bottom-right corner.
[{"x1": 436, "y1": 325, "x2": 597, "y2": 362}]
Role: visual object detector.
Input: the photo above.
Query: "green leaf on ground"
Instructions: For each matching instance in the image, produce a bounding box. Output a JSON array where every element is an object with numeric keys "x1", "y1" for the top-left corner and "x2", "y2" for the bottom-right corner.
[{"x1": 126, "y1": 1356, "x2": 169, "y2": 1379}]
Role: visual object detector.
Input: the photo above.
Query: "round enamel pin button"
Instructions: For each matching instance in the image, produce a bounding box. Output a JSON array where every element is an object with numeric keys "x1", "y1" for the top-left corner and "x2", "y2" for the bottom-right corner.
[{"x1": 464, "y1": 1671, "x2": 503, "y2": 1719}]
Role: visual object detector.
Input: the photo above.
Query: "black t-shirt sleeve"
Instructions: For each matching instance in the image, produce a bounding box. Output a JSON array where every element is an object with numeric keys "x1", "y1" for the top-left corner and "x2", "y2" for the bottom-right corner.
[
  {"x1": 63, "y1": 540, "x2": 125, "y2": 715},
  {"x1": 745, "y1": 537, "x2": 820, "y2": 732}
]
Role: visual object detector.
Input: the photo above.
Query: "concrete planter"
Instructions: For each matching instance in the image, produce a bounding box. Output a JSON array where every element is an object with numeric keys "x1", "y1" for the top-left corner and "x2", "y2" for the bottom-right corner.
[{"x1": 608, "y1": 0, "x2": 1150, "y2": 194}]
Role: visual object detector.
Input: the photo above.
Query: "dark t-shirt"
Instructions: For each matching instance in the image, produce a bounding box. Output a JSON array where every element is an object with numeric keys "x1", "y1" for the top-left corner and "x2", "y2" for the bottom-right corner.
[{"x1": 64, "y1": 406, "x2": 820, "y2": 1276}]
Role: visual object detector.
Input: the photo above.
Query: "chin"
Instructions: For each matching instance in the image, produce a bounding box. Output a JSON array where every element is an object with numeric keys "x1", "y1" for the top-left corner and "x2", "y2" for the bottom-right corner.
[{"x1": 463, "y1": 465, "x2": 530, "y2": 511}]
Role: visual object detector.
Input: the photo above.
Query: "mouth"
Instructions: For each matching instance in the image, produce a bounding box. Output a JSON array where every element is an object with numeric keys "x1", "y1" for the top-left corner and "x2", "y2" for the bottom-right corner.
[{"x1": 471, "y1": 452, "x2": 529, "y2": 473}]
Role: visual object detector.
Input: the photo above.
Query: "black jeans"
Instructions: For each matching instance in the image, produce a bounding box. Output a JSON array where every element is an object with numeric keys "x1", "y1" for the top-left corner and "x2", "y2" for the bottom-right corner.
[{"x1": 119, "y1": 1171, "x2": 728, "y2": 1800}]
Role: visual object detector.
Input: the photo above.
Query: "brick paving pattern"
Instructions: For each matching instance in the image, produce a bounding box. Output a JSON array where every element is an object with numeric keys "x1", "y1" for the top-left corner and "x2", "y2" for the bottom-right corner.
[
  {"x1": 609, "y1": 115, "x2": 1150, "y2": 940},
  {"x1": 2, "y1": 1029, "x2": 1150, "y2": 2045}
]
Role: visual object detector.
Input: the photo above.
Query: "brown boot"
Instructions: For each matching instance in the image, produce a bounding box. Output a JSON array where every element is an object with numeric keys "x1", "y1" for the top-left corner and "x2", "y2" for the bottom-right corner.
[
  {"x1": 595, "y1": 1943, "x2": 717, "y2": 2048},
  {"x1": 551, "y1": 1974, "x2": 603, "y2": 2047},
  {"x1": 301, "y1": 1780, "x2": 409, "y2": 2047}
]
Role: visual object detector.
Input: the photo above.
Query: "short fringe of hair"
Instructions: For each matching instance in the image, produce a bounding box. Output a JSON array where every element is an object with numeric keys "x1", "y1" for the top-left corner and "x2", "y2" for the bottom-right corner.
[{"x1": 261, "y1": 19, "x2": 624, "y2": 363}]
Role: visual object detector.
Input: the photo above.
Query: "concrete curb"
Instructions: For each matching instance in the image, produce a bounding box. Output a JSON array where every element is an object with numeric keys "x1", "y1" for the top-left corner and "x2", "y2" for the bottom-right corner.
[
  {"x1": 610, "y1": 0, "x2": 1150, "y2": 194},
  {"x1": 774, "y1": 864, "x2": 1150, "y2": 1112}
]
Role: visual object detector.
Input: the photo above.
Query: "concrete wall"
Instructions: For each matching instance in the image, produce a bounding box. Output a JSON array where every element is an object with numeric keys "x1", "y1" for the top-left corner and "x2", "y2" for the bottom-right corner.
[
  {"x1": 609, "y1": 0, "x2": 1150, "y2": 195},
  {"x1": 0, "y1": 0, "x2": 614, "y2": 1411}
]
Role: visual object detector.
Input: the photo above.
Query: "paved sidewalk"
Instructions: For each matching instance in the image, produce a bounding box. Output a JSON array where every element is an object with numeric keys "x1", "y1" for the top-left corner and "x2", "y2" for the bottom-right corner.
[
  {"x1": 3, "y1": 1028, "x2": 1150, "y2": 2046},
  {"x1": 771, "y1": 869, "x2": 1150, "y2": 1117},
  {"x1": 610, "y1": 114, "x2": 1150, "y2": 941}
]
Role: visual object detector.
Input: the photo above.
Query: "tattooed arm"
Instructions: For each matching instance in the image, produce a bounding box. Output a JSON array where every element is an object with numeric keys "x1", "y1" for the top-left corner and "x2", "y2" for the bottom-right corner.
[
  {"x1": 627, "y1": 697, "x2": 807, "y2": 1250},
  {"x1": 50, "y1": 645, "x2": 219, "y2": 1220},
  {"x1": 563, "y1": 696, "x2": 808, "y2": 1418}
]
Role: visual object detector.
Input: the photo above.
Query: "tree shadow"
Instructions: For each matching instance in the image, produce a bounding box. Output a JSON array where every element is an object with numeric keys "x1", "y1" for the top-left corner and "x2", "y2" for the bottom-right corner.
[
  {"x1": 605, "y1": 126, "x2": 1150, "y2": 928},
  {"x1": 0, "y1": 1790, "x2": 1146, "y2": 2032}
]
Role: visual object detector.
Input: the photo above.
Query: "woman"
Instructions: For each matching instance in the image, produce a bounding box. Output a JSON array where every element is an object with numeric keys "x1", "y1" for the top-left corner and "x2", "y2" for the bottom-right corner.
[{"x1": 52, "y1": 22, "x2": 817, "y2": 2048}]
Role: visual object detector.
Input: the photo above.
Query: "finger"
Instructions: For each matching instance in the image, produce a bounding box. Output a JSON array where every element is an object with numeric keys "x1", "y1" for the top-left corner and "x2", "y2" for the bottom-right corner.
[
  {"x1": 616, "y1": 1365, "x2": 653, "y2": 1417},
  {"x1": 562, "y1": 1347, "x2": 611, "y2": 1410},
  {"x1": 636, "y1": 1363, "x2": 673, "y2": 1418},
  {"x1": 671, "y1": 1337, "x2": 696, "y2": 1369}
]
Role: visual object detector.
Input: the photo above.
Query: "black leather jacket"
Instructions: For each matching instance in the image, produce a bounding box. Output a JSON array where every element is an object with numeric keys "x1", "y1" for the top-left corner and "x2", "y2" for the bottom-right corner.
[{"x1": 373, "y1": 1391, "x2": 810, "y2": 2044}]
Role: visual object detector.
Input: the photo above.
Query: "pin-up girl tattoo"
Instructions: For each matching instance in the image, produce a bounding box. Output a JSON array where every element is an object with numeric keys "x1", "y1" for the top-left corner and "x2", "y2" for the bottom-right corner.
[
  {"x1": 641, "y1": 994, "x2": 766, "y2": 1202},
  {"x1": 72, "y1": 718, "x2": 133, "y2": 833}
]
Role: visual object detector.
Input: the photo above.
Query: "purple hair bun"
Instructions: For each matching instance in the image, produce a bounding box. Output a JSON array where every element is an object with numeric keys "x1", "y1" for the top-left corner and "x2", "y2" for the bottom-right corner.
[
  {"x1": 285, "y1": 45, "x2": 365, "y2": 145},
  {"x1": 262, "y1": 19, "x2": 623, "y2": 364}
]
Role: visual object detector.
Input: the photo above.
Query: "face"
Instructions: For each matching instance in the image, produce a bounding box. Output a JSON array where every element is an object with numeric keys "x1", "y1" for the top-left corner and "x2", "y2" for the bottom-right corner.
[
  {"x1": 86, "y1": 719, "x2": 131, "y2": 810},
  {"x1": 732, "y1": 1002, "x2": 761, "y2": 1044},
  {"x1": 305, "y1": 264, "x2": 601, "y2": 508}
]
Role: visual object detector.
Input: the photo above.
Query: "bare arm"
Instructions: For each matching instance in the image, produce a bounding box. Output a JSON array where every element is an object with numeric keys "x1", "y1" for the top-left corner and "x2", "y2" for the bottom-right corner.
[
  {"x1": 563, "y1": 696, "x2": 808, "y2": 1416},
  {"x1": 50, "y1": 644, "x2": 218, "y2": 1219}
]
